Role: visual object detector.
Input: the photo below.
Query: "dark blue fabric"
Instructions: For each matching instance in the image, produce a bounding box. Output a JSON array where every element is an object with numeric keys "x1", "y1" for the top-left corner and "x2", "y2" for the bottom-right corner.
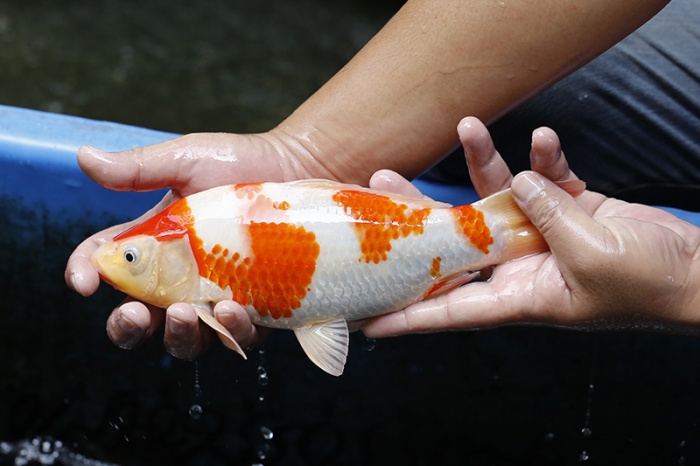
[{"x1": 433, "y1": 0, "x2": 700, "y2": 210}]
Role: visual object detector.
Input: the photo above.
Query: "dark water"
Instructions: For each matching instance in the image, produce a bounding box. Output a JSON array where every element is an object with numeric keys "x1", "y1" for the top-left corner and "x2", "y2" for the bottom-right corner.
[
  {"x1": 0, "y1": 0, "x2": 394, "y2": 134},
  {"x1": 3, "y1": 1, "x2": 700, "y2": 465}
]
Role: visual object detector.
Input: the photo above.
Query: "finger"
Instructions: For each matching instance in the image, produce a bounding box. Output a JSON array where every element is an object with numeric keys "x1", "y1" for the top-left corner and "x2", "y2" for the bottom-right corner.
[
  {"x1": 106, "y1": 299, "x2": 165, "y2": 349},
  {"x1": 164, "y1": 303, "x2": 213, "y2": 360},
  {"x1": 78, "y1": 135, "x2": 209, "y2": 193},
  {"x1": 214, "y1": 300, "x2": 271, "y2": 349},
  {"x1": 529, "y1": 127, "x2": 579, "y2": 182},
  {"x1": 78, "y1": 133, "x2": 278, "y2": 196},
  {"x1": 459, "y1": 117, "x2": 512, "y2": 198},
  {"x1": 369, "y1": 169, "x2": 425, "y2": 199},
  {"x1": 511, "y1": 172, "x2": 605, "y2": 268},
  {"x1": 65, "y1": 222, "x2": 134, "y2": 296},
  {"x1": 77, "y1": 135, "x2": 208, "y2": 193}
]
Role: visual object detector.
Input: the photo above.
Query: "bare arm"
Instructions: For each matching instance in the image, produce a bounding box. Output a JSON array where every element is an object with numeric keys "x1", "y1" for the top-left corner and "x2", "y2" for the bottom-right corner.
[{"x1": 275, "y1": 0, "x2": 670, "y2": 183}]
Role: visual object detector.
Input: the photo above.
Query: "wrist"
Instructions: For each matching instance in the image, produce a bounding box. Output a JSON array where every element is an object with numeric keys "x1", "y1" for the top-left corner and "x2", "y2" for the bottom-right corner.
[{"x1": 261, "y1": 123, "x2": 349, "y2": 183}]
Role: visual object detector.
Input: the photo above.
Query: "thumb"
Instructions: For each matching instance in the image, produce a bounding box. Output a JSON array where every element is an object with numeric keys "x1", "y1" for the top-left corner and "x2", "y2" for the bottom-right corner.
[
  {"x1": 77, "y1": 137, "x2": 191, "y2": 192},
  {"x1": 511, "y1": 171, "x2": 605, "y2": 266}
]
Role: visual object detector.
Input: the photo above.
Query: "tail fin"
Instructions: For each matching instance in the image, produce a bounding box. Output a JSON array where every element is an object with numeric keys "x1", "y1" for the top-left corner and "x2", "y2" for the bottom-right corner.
[
  {"x1": 470, "y1": 189, "x2": 547, "y2": 263},
  {"x1": 469, "y1": 179, "x2": 586, "y2": 263}
]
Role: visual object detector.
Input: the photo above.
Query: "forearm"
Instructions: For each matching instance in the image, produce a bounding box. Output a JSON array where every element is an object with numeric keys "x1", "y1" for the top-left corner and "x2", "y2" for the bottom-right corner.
[{"x1": 274, "y1": 0, "x2": 669, "y2": 184}]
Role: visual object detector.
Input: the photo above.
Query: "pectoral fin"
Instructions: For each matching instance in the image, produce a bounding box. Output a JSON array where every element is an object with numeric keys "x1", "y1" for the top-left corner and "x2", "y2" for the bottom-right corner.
[
  {"x1": 294, "y1": 319, "x2": 349, "y2": 377},
  {"x1": 194, "y1": 305, "x2": 247, "y2": 360}
]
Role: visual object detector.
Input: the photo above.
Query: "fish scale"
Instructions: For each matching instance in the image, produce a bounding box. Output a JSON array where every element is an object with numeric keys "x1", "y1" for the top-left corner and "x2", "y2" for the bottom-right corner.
[{"x1": 91, "y1": 179, "x2": 551, "y2": 376}]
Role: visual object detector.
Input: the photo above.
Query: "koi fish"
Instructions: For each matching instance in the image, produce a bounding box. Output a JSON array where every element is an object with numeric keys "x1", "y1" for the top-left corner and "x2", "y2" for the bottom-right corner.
[{"x1": 91, "y1": 179, "x2": 558, "y2": 376}]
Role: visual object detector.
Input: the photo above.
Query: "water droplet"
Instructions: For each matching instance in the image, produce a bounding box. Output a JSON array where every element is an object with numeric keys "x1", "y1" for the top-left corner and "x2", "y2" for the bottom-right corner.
[
  {"x1": 497, "y1": 0, "x2": 506, "y2": 7},
  {"x1": 544, "y1": 432, "x2": 555, "y2": 441},
  {"x1": 193, "y1": 361, "x2": 202, "y2": 396},
  {"x1": 581, "y1": 427, "x2": 592, "y2": 438},
  {"x1": 364, "y1": 338, "x2": 376, "y2": 352},
  {"x1": 257, "y1": 366, "x2": 269, "y2": 386},
  {"x1": 578, "y1": 450, "x2": 589, "y2": 462},
  {"x1": 260, "y1": 426, "x2": 274, "y2": 440},
  {"x1": 256, "y1": 443, "x2": 272, "y2": 460},
  {"x1": 189, "y1": 404, "x2": 203, "y2": 419},
  {"x1": 257, "y1": 395, "x2": 265, "y2": 403}
]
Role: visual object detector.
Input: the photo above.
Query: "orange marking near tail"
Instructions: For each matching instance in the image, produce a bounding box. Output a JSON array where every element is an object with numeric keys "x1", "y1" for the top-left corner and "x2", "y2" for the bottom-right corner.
[
  {"x1": 451, "y1": 205, "x2": 494, "y2": 254},
  {"x1": 332, "y1": 190, "x2": 431, "y2": 264}
]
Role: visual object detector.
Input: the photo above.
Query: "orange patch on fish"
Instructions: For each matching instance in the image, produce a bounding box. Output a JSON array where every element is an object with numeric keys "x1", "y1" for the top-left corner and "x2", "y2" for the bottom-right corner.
[
  {"x1": 233, "y1": 182, "x2": 264, "y2": 200},
  {"x1": 189, "y1": 221, "x2": 320, "y2": 320},
  {"x1": 115, "y1": 198, "x2": 192, "y2": 242},
  {"x1": 273, "y1": 201, "x2": 290, "y2": 210},
  {"x1": 451, "y1": 205, "x2": 493, "y2": 254},
  {"x1": 332, "y1": 190, "x2": 431, "y2": 264},
  {"x1": 429, "y1": 256, "x2": 442, "y2": 279}
]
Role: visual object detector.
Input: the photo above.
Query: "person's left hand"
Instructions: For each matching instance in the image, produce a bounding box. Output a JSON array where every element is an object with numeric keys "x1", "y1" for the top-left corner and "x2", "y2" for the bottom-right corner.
[{"x1": 363, "y1": 117, "x2": 700, "y2": 337}]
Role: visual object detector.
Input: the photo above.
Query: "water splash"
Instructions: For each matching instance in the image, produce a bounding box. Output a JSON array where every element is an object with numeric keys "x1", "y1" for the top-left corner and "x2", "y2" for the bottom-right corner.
[
  {"x1": 189, "y1": 360, "x2": 206, "y2": 419},
  {"x1": 0, "y1": 437, "x2": 118, "y2": 466},
  {"x1": 678, "y1": 440, "x2": 687, "y2": 465},
  {"x1": 254, "y1": 424, "x2": 276, "y2": 462},
  {"x1": 193, "y1": 360, "x2": 202, "y2": 397},
  {"x1": 578, "y1": 337, "x2": 599, "y2": 463},
  {"x1": 257, "y1": 347, "x2": 269, "y2": 387}
]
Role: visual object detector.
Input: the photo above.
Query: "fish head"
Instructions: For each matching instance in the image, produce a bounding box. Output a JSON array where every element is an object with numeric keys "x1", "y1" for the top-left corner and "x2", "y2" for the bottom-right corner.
[{"x1": 90, "y1": 234, "x2": 200, "y2": 308}]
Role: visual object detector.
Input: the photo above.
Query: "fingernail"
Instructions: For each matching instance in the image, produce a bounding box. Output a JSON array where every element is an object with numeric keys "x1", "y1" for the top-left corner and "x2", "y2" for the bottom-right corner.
[
  {"x1": 511, "y1": 172, "x2": 545, "y2": 203},
  {"x1": 118, "y1": 307, "x2": 144, "y2": 337},
  {"x1": 69, "y1": 272, "x2": 83, "y2": 295},
  {"x1": 167, "y1": 315, "x2": 190, "y2": 336}
]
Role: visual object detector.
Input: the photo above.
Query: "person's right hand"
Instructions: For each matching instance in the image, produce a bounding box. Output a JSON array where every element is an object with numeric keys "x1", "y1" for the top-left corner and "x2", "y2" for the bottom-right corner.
[
  {"x1": 65, "y1": 131, "x2": 334, "y2": 360},
  {"x1": 364, "y1": 117, "x2": 700, "y2": 338}
]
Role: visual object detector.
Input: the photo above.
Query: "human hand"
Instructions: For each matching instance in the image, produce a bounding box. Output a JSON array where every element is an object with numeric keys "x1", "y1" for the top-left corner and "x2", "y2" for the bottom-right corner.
[
  {"x1": 66, "y1": 131, "x2": 332, "y2": 359},
  {"x1": 364, "y1": 117, "x2": 700, "y2": 337}
]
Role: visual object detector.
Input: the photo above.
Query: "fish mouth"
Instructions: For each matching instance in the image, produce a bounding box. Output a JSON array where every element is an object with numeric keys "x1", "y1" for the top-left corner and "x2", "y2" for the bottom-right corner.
[{"x1": 90, "y1": 241, "x2": 118, "y2": 286}]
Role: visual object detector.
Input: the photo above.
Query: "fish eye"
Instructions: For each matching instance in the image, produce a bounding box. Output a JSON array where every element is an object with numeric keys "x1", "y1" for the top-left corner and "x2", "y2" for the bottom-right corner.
[{"x1": 123, "y1": 246, "x2": 141, "y2": 264}]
